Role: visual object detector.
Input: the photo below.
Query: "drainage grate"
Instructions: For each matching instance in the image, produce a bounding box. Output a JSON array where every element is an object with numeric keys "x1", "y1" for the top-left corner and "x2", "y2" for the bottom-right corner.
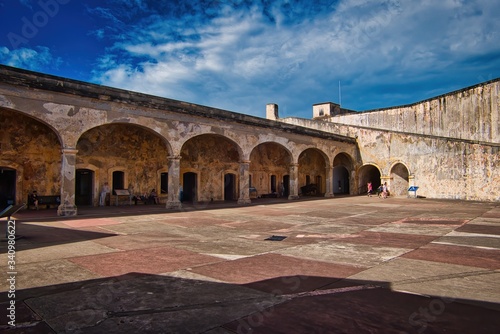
[{"x1": 265, "y1": 235, "x2": 287, "y2": 241}]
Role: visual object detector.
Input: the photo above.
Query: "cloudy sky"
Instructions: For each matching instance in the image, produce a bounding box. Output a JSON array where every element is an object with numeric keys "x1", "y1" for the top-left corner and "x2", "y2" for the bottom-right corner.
[{"x1": 0, "y1": 0, "x2": 499, "y2": 118}]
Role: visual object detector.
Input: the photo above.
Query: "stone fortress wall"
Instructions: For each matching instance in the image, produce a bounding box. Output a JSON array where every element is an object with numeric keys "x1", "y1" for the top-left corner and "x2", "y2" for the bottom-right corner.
[
  {"x1": 279, "y1": 79, "x2": 500, "y2": 201},
  {"x1": 0, "y1": 64, "x2": 498, "y2": 217},
  {"x1": 0, "y1": 65, "x2": 357, "y2": 215}
]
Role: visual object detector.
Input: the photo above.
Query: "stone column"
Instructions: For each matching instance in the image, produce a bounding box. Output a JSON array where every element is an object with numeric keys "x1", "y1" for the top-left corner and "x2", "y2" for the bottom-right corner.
[
  {"x1": 324, "y1": 166, "x2": 334, "y2": 197},
  {"x1": 408, "y1": 174, "x2": 415, "y2": 187},
  {"x1": 166, "y1": 155, "x2": 182, "y2": 209},
  {"x1": 238, "y1": 160, "x2": 251, "y2": 205},
  {"x1": 57, "y1": 148, "x2": 78, "y2": 216},
  {"x1": 288, "y1": 163, "x2": 300, "y2": 200}
]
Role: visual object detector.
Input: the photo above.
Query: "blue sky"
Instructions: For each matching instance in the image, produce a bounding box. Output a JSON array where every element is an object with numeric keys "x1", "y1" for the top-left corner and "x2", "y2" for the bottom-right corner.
[{"x1": 1, "y1": 0, "x2": 499, "y2": 118}]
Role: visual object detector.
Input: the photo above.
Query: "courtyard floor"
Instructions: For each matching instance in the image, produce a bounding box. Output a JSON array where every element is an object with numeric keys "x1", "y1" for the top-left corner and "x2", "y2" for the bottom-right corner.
[{"x1": 1, "y1": 195, "x2": 499, "y2": 333}]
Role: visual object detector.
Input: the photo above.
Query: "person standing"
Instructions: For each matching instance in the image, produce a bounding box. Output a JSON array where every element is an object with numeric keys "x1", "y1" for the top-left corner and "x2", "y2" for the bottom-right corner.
[
  {"x1": 382, "y1": 182, "x2": 388, "y2": 199},
  {"x1": 367, "y1": 182, "x2": 373, "y2": 197},
  {"x1": 149, "y1": 189, "x2": 159, "y2": 204},
  {"x1": 100, "y1": 182, "x2": 110, "y2": 206}
]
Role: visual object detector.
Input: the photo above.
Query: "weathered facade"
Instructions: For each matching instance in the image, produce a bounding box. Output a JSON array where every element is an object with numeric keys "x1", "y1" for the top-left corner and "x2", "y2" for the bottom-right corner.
[
  {"x1": 1, "y1": 65, "x2": 498, "y2": 216},
  {"x1": 280, "y1": 79, "x2": 500, "y2": 201},
  {"x1": 0, "y1": 65, "x2": 357, "y2": 216}
]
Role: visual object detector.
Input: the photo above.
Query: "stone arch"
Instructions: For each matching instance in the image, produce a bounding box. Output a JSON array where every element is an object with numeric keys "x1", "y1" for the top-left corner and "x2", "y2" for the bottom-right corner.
[
  {"x1": 358, "y1": 163, "x2": 382, "y2": 195},
  {"x1": 0, "y1": 108, "x2": 62, "y2": 203},
  {"x1": 249, "y1": 142, "x2": 292, "y2": 197},
  {"x1": 77, "y1": 123, "x2": 171, "y2": 204},
  {"x1": 0, "y1": 107, "x2": 63, "y2": 146},
  {"x1": 390, "y1": 162, "x2": 410, "y2": 196},
  {"x1": 298, "y1": 148, "x2": 329, "y2": 196},
  {"x1": 180, "y1": 134, "x2": 242, "y2": 202},
  {"x1": 333, "y1": 152, "x2": 355, "y2": 195},
  {"x1": 179, "y1": 130, "x2": 244, "y2": 159}
]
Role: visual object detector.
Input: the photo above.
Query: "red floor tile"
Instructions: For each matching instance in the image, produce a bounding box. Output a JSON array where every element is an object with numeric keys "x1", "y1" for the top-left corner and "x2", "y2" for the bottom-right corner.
[
  {"x1": 69, "y1": 246, "x2": 221, "y2": 276},
  {"x1": 402, "y1": 243, "x2": 500, "y2": 270}
]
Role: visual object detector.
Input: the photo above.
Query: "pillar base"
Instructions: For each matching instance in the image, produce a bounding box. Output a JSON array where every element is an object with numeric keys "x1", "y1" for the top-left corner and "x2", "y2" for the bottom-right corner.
[
  {"x1": 166, "y1": 200, "x2": 182, "y2": 210},
  {"x1": 57, "y1": 204, "x2": 77, "y2": 216},
  {"x1": 324, "y1": 192, "x2": 334, "y2": 198},
  {"x1": 237, "y1": 198, "x2": 252, "y2": 205},
  {"x1": 288, "y1": 195, "x2": 300, "y2": 200}
]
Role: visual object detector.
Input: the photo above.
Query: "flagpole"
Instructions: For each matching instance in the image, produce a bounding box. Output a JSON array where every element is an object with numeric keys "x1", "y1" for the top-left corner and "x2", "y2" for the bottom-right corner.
[{"x1": 339, "y1": 80, "x2": 342, "y2": 106}]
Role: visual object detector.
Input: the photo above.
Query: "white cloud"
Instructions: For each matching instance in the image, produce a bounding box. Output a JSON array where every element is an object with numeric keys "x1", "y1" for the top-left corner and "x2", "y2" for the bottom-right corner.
[
  {"x1": 91, "y1": 0, "x2": 500, "y2": 116},
  {"x1": 0, "y1": 46, "x2": 60, "y2": 71}
]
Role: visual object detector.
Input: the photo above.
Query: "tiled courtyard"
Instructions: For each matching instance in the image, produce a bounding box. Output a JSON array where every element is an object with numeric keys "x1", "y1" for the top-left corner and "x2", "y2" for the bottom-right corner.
[{"x1": 1, "y1": 196, "x2": 499, "y2": 333}]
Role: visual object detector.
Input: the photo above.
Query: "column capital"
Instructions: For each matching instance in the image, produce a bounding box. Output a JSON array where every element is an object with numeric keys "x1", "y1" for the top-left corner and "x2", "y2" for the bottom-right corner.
[
  {"x1": 168, "y1": 155, "x2": 182, "y2": 161},
  {"x1": 240, "y1": 160, "x2": 251, "y2": 165}
]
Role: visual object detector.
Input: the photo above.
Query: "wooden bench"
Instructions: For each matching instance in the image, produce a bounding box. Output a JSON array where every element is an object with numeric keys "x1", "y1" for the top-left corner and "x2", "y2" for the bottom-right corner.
[{"x1": 27, "y1": 194, "x2": 60, "y2": 209}]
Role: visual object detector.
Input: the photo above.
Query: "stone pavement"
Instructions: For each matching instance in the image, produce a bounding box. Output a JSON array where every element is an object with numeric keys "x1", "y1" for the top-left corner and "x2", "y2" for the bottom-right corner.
[{"x1": 1, "y1": 196, "x2": 499, "y2": 333}]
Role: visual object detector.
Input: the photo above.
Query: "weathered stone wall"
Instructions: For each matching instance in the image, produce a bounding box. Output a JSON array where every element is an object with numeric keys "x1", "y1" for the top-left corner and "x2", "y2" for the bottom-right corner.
[
  {"x1": 180, "y1": 134, "x2": 240, "y2": 202},
  {"x1": 298, "y1": 149, "x2": 327, "y2": 194},
  {"x1": 77, "y1": 124, "x2": 170, "y2": 204},
  {"x1": 250, "y1": 142, "x2": 291, "y2": 195},
  {"x1": 327, "y1": 79, "x2": 500, "y2": 144},
  {"x1": 0, "y1": 109, "x2": 61, "y2": 203},
  {"x1": 0, "y1": 65, "x2": 359, "y2": 213},
  {"x1": 280, "y1": 117, "x2": 500, "y2": 201}
]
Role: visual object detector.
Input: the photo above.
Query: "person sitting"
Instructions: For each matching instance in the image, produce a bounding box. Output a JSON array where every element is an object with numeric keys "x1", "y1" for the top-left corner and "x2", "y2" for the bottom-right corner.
[
  {"x1": 30, "y1": 190, "x2": 39, "y2": 210},
  {"x1": 149, "y1": 189, "x2": 160, "y2": 204}
]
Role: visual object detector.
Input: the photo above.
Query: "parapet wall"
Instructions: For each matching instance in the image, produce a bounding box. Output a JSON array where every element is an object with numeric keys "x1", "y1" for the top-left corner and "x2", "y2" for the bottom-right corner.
[
  {"x1": 329, "y1": 79, "x2": 500, "y2": 144},
  {"x1": 280, "y1": 78, "x2": 500, "y2": 202}
]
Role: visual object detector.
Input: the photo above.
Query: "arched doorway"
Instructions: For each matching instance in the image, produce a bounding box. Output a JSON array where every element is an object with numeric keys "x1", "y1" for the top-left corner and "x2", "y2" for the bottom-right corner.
[
  {"x1": 77, "y1": 123, "x2": 170, "y2": 204},
  {"x1": 181, "y1": 134, "x2": 241, "y2": 202},
  {"x1": 0, "y1": 167, "x2": 16, "y2": 209},
  {"x1": 0, "y1": 109, "x2": 61, "y2": 206},
  {"x1": 358, "y1": 165, "x2": 381, "y2": 195},
  {"x1": 333, "y1": 166, "x2": 350, "y2": 194},
  {"x1": 298, "y1": 148, "x2": 328, "y2": 197},
  {"x1": 250, "y1": 142, "x2": 291, "y2": 197},
  {"x1": 76, "y1": 169, "x2": 94, "y2": 206},
  {"x1": 183, "y1": 172, "x2": 197, "y2": 202},
  {"x1": 333, "y1": 153, "x2": 354, "y2": 195},
  {"x1": 224, "y1": 173, "x2": 236, "y2": 201},
  {"x1": 391, "y1": 163, "x2": 410, "y2": 196}
]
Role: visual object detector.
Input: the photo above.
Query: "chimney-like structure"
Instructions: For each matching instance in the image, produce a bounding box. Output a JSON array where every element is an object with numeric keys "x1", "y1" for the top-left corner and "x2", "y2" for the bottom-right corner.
[{"x1": 266, "y1": 103, "x2": 279, "y2": 120}]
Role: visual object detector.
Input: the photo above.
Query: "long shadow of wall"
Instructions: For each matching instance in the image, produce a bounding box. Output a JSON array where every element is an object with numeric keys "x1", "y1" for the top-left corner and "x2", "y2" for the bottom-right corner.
[{"x1": 1, "y1": 273, "x2": 499, "y2": 333}]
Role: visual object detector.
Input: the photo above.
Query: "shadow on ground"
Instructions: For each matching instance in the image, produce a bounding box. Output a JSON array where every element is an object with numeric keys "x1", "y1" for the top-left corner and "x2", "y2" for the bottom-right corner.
[
  {"x1": 1, "y1": 273, "x2": 499, "y2": 333},
  {"x1": 0, "y1": 224, "x2": 117, "y2": 254}
]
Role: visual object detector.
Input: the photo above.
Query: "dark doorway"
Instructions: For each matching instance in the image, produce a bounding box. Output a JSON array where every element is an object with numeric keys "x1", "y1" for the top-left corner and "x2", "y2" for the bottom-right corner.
[
  {"x1": 112, "y1": 171, "x2": 124, "y2": 194},
  {"x1": 183, "y1": 172, "x2": 197, "y2": 202},
  {"x1": 160, "y1": 172, "x2": 168, "y2": 194},
  {"x1": 0, "y1": 167, "x2": 16, "y2": 210},
  {"x1": 224, "y1": 173, "x2": 236, "y2": 201},
  {"x1": 283, "y1": 175, "x2": 290, "y2": 198},
  {"x1": 333, "y1": 166, "x2": 350, "y2": 194},
  {"x1": 76, "y1": 169, "x2": 94, "y2": 206},
  {"x1": 270, "y1": 175, "x2": 277, "y2": 193},
  {"x1": 316, "y1": 175, "x2": 323, "y2": 195},
  {"x1": 359, "y1": 165, "x2": 381, "y2": 195}
]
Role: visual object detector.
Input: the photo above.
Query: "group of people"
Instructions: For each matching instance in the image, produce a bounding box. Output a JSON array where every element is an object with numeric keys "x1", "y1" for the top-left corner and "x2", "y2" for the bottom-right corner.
[
  {"x1": 367, "y1": 182, "x2": 388, "y2": 199},
  {"x1": 132, "y1": 189, "x2": 160, "y2": 205},
  {"x1": 99, "y1": 182, "x2": 160, "y2": 206}
]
